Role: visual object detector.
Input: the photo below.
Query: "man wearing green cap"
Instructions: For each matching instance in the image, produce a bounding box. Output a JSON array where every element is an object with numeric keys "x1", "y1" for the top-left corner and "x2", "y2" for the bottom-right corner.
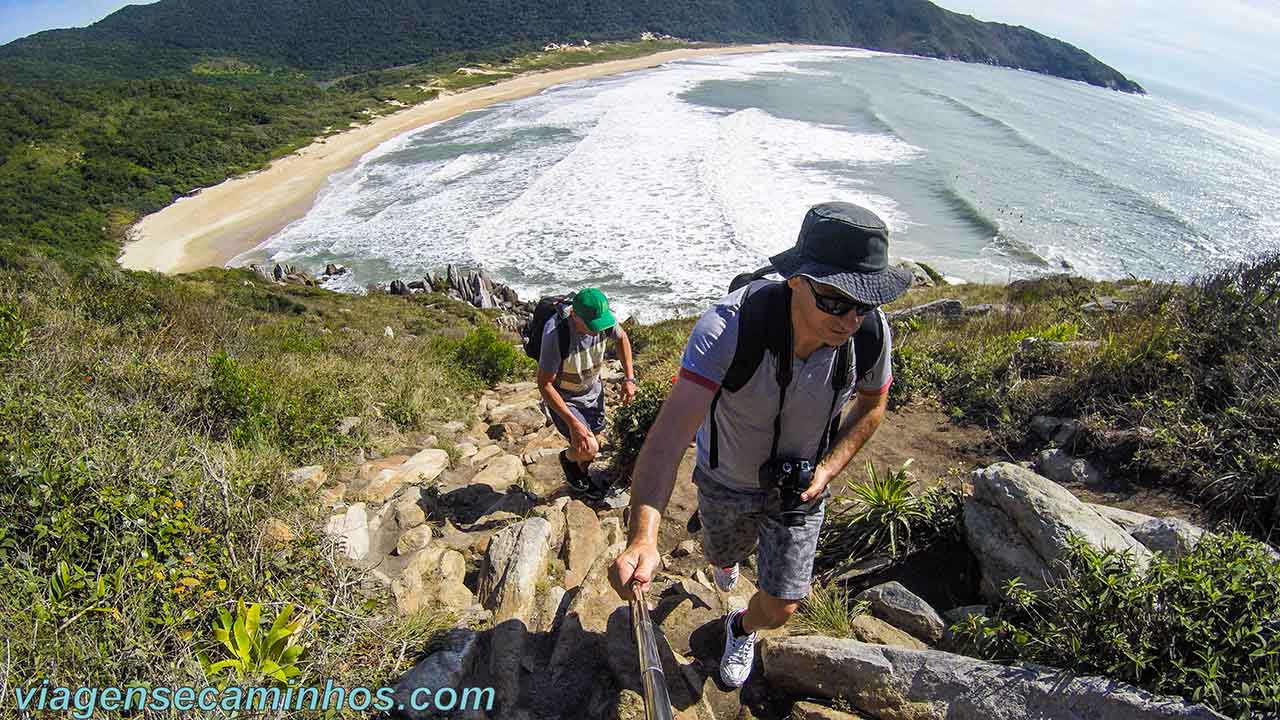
[{"x1": 537, "y1": 287, "x2": 637, "y2": 499}]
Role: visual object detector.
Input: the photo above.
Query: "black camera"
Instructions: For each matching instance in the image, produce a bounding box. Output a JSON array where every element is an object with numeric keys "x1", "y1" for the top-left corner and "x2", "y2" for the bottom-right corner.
[{"x1": 760, "y1": 458, "x2": 817, "y2": 528}]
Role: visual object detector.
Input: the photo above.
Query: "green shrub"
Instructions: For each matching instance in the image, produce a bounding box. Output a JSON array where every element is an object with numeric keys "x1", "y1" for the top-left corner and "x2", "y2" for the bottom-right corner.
[
  {"x1": 609, "y1": 380, "x2": 668, "y2": 465},
  {"x1": 0, "y1": 296, "x2": 27, "y2": 363},
  {"x1": 887, "y1": 254, "x2": 1280, "y2": 536},
  {"x1": 951, "y1": 533, "x2": 1280, "y2": 717},
  {"x1": 205, "y1": 351, "x2": 273, "y2": 444},
  {"x1": 845, "y1": 459, "x2": 927, "y2": 557},
  {"x1": 624, "y1": 316, "x2": 696, "y2": 381},
  {"x1": 455, "y1": 324, "x2": 529, "y2": 384}
]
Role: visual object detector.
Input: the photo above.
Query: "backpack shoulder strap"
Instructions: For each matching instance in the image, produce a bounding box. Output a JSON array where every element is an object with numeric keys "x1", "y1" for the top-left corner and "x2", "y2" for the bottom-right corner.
[
  {"x1": 851, "y1": 308, "x2": 886, "y2": 384},
  {"x1": 820, "y1": 310, "x2": 882, "y2": 462},
  {"x1": 728, "y1": 264, "x2": 778, "y2": 294},
  {"x1": 709, "y1": 281, "x2": 793, "y2": 469},
  {"x1": 721, "y1": 281, "x2": 792, "y2": 392},
  {"x1": 832, "y1": 338, "x2": 853, "y2": 391},
  {"x1": 556, "y1": 315, "x2": 571, "y2": 360}
]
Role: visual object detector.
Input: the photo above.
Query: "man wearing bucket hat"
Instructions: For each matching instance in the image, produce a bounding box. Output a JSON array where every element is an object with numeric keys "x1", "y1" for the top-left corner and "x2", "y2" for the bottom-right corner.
[
  {"x1": 537, "y1": 287, "x2": 637, "y2": 500},
  {"x1": 609, "y1": 202, "x2": 912, "y2": 688}
]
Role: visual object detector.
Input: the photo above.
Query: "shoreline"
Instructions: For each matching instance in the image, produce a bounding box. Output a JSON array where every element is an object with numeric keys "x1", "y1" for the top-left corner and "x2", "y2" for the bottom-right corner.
[{"x1": 118, "y1": 43, "x2": 803, "y2": 274}]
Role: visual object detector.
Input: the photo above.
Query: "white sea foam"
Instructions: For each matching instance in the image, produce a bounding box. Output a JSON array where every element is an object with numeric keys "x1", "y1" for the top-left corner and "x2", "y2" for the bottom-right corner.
[
  {"x1": 239, "y1": 50, "x2": 913, "y2": 320},
  {"x1": 234, "y1": 50, "x2": 1280, "y2": 314}
]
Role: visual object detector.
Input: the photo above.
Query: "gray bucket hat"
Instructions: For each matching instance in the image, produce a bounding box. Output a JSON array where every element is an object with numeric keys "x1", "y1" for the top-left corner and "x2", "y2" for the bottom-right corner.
[{"x1": 769, "y1": 201, "x2": 913, "y2": 306}]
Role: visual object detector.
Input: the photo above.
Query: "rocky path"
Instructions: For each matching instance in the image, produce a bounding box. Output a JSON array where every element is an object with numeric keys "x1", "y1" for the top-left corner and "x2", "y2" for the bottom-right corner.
[{"x1": 302, "y1": 373, "x2": 1232, "y2": 719}]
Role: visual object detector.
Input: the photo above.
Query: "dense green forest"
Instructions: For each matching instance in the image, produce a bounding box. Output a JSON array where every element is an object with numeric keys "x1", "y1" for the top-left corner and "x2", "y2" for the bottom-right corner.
[{"x1": 2, "y1": 0, "x2": 1141, "y2": 90}]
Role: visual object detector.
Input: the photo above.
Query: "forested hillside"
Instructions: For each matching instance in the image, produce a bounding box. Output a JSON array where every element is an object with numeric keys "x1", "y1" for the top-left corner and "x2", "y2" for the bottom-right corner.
[{"x1": 2, "y1": 0, "x2": 1140, "y2": 91}]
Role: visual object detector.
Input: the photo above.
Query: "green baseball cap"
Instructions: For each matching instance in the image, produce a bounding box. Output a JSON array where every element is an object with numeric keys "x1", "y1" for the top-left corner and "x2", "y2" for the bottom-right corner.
[{"x1": 573, "y1": 288, "x2": 616, "y2": 333}]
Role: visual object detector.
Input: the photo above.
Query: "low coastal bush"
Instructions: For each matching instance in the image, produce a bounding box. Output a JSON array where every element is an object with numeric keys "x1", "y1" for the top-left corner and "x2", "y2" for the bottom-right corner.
[
  {"x1": 887, "y1": 253, "x2": 1280, "y2": 535},
  {"x1": 455, "y1": 324, "x2": 532, "y2": 384},
  {"x1": 951, "y1": 533, "x2": 1280, "y2": 717},
  {"x1": 609, "y1": 379, "x2": 669, "y2": 465},
  {"x1": 0, "y1": 293, "x2": 26, "y2": 363},
  {"x1": 623, "y1": 315, "x2": 695, "y2": 382}
]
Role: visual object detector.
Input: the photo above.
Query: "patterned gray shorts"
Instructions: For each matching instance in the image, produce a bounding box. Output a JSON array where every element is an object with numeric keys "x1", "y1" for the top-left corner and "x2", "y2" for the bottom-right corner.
[{"x1": 692, "y1": 467, "x2": 826, "y2": 601}]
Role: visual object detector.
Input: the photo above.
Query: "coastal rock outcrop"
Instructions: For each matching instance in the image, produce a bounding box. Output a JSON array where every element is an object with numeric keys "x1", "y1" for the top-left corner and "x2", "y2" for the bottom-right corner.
[
  {"x1": 964, "y1": 462, "x2": 1150, "y2": 599},
  {"x1": 761, "y1": 636, "x2": 1228, "y2": 720}
]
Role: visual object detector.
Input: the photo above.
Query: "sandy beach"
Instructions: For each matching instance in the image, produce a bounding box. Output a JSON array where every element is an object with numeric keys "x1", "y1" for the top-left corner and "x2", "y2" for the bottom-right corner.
[{"x1": 118, "y1": 43, "x2": 795, "y2": 274}]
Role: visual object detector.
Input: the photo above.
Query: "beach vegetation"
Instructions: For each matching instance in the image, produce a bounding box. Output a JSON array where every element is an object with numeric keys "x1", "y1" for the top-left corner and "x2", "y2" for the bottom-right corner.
[
  {"x1": 0, "y1": 40, "x2": 694, "y2": 271},
  {"x1": 201, "y1": 601, "x2": 307, "y2": 685},
  {"x1": 815, "y1": 465, "x2": 966, "y2": 575},
  {"x1": 886, "y1": 254, "x2": 1280, "y2": 536},
  {"x1": 0, "y1": 261, "x2": 504, "y2": 692},
  {"x1": 455, "y1": 323, "x2": 534, "y2": 384},
  {"x1": 609, "y1": 379, "x2": 669, "y2": 465},
  {"x1": 950, "y1": 532, "x2": 1280, "y2": 718}
]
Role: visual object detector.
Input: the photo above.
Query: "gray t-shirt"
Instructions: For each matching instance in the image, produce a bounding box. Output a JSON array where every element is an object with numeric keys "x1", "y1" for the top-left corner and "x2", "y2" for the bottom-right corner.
[
  {"x1": 538, "y1": 309, "x2": 621, "y2": 410},
  {"x1": 680, "y1": 281, "x2": 893, "y2": 491}
]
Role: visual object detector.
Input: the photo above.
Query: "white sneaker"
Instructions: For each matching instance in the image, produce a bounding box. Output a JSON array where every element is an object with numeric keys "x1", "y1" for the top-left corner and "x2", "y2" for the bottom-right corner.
[
  {"x1": 719, "y1": 609, "x2": 757, "y2": 688},
  {"x1": 711, "y1": 563, "x2": 739, "y2": 592}
]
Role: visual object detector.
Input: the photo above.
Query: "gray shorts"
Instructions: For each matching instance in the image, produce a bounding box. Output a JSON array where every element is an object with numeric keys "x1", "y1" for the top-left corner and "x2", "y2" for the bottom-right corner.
[
  {"x1": 544, "y1": 392, "x2": 606, "y2": 439},
  {"x1": 692, "y1": 467, "x2": 825, "y2": 601}
]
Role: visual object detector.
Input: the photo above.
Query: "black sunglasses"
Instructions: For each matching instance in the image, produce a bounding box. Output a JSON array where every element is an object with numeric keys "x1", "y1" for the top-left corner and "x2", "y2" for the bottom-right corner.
[{"x1": 804, "y1": 278, "x2": 876, "y2": 317}]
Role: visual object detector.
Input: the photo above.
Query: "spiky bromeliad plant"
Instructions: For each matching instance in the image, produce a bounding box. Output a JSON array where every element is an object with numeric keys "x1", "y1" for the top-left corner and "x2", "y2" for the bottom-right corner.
[
  {"x1": 845, "y1": 459, "x2": 928, "y2": 557},
  {"x1": 202, "y1": 601, "x2": 306, "y2": 685}
]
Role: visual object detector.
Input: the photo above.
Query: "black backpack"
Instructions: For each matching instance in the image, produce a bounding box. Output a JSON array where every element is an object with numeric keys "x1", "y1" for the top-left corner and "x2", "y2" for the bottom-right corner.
[
  {"x1": 707, "y1": 267, "x2": 886, "y2": 468},
  {"x1": 522, "y1": 294, "x2": 574, "y2": 362}
]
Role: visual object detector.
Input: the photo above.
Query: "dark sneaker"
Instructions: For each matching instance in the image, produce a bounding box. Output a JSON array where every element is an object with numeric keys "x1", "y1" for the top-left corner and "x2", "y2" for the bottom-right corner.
[
  {"x1": 560, "y1": 450, "x2": 592, "y2": 494},
  {"x1": 581, "y1": 477, "x2": 611, "y2": 503}
]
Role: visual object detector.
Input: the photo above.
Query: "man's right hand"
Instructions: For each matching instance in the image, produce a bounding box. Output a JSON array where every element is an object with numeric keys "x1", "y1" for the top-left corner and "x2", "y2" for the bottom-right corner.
[
  {"x1": 569, "y1": 422, "x2": 594, "y2": 459},
  {"x1": 609, "y1": 541, "x2": 660, "y2": 601}
]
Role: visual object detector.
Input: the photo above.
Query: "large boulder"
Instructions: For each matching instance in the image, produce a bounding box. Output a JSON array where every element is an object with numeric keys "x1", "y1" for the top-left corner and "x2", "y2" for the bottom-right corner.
[
  {"x1": 465, "y1": 444, "x2": 503, "y2": 468},
  {"x1": 854, "y1": 582, "x2": 946, "y2": 645},
  {"x1": 892, "y1": 259, "x2": 934, "y2": 288},
  {"x1": 325, "y1": 503, "x2": 372, "y2": 562},
  {"x1": 790, "y1": 701, "x2": 868, "y2": 720},
  {"x1": 846, "y1": 615, "x2": 927, "y2": 650},
  {"x1": 1036, "y1": 449, "x2": 1104, "y2": 488},
  {"x1": 471, "y1": 454, "x2": 524, "y2": 493},
  {"x1": 761, "y1": 636, "x2": 1227, "y2": 720},
  {"x1": 393, "y1": 487, "x2": 427, "y2": 530},
  {"x1": 392, "y1": 629, "x2": 486, "y2": 720},
  {"x1": 564, "y1": 500, "x2": 605, "y2": 590},
  {"x1": 391, "y1": 546, "x2": 474, "y2": 615},
  {"x1": 350, "y1": 468, "x2": 405, "y2": 504},
  {"x1": 963, "y1": 500, "x2": 1055, "y2": 597},
  {"x1": 397, "y1": 448, "x2": 450, "y2": 485},
  {"x1": 478, "y1": 518, "x2": 553, "y2": 623},
  {"x1": 287, "y1": 465, "x2": 328, "y2": 491},
  {"x1": 1131, "y1": 517, "x2": 1207, "y2": 560},
  {"x1": 549, "y1": 541, "x2": 628, "y2": 670},
  {"x1": 1088, "y1": 503, "x2": 1155, "y2": 532},
  {"x1": 888, "y1": 299, "x2": 962, "y2": 321},
  {"x1": 965, "y1": 463, "x2": 1150, "y2": 599},
  {"x1": 487, "y1": 397, "x2": 541, "y2": 423}
]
